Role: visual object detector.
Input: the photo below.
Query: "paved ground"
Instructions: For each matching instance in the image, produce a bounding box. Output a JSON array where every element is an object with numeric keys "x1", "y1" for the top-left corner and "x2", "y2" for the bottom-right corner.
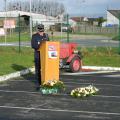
[
  {"x1": 0, "y1": 38, "x2": 118, "y2": 47},
  {"x1": 0, "y1": 33, "x2": 117, "y2": 47},
  {"x1": 0, "y1": 71, "x2": 120, "y2": 120}
]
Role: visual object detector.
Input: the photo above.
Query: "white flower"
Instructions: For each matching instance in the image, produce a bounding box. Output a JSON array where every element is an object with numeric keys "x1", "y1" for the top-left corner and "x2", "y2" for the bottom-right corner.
[
  {"x1": 50, "y1": 82, "x2": 54, "y2": 86},
  {"x1": 70, "y1": 85, "x2": 99, "y2": 98},
  {"x1": 93, "y1": 86, "x2": 99, "y2": 92},
  {"x1": 71, "y1": 90, "x2": 74, "y2": 95},
  {"x1": 85, "y1": 90, "x2": 89, "y2": 95},
  {"x1": 90, "y1": 89, "x2": 95, "y2": 94}
]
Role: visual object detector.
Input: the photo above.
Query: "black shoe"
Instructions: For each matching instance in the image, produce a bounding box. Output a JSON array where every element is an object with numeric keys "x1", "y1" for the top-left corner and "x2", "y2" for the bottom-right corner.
[{"x1": 36, "y1": 87, "x2": 40, "y2": 91}]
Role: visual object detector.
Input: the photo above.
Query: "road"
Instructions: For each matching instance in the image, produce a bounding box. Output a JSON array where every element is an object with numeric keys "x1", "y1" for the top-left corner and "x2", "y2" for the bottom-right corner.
[
  {"x1": 62, "y1": 33, "x2": 118, "y2": 47},
  {"x1": 69, "y1": 39, "x2": 118, "y2": 47},
  {"x1": 0, "y1": 34, "x2": 118, "y2": 47},
  {"x1": 0, "y1": 71, "x2": 120, "y2": 120}
]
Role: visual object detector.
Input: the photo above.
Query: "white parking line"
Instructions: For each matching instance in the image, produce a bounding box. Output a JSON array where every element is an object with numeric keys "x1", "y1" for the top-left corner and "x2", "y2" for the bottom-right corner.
[
  {"x1": 96, "y1": 95, "x2": 120, "y2": 99},
  {"x1": 0, "y1": 89, "x2": 39, "y2": 94},
  {"x1": 63, "y1": 78, "x2": 120, "y2": 81},
  {"x1": 64, "y1": 81, "x2": 120, "y2": 87},
  {"x1": 0, "y1": 89, "x2": 120, "y2": 98},
  {"x1": 0, "y1": 89, "x2": 68, "y2": 96},
  {"x1": 0, "y1": 105, "x2": 120, "y2": 116},
  {"x1": 61, "y1": 71, "x2": 115, "y2": 75},
  {"x1": 103, "y1": 74, "x2": 120, "y2": 78},
  {"x1": 60, "y1": 78, "x2": 85, "y2": 81},
  {"x1": 25, "y1": 103, "x2": 48, "y2": 113}
]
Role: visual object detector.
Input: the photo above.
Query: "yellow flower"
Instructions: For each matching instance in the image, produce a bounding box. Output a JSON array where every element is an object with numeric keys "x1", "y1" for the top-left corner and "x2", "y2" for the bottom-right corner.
[{"x1": 71, "y1": 92, "x2": 74, "y2": 96}]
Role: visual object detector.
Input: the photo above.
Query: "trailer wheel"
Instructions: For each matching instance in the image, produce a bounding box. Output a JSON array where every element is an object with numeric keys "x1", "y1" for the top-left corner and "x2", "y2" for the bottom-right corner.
[{"x1": 69, "y1": 57, "x2": 81, "y2": 72}]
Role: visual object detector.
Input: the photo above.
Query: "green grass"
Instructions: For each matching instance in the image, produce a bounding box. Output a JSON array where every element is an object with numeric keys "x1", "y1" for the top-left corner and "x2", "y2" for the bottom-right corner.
[
  {"x1": 79, "y1": 47, "x2": 120, "y2": 67},
  {"x1": 112, "y1": 35, "x2": 120, "y2": 41},
  {"x1": 0, "y1": 32, "x2": 31, "y2": 42},
  {"x1": 0, "y1": 46, "x2": 120, "y2": 76},
  {"x1": 0, "y1": 32, "x2": 68, "y2": 43},
  {"x1": 0, "y1": 46, "x2": 34, "y2": 76}
]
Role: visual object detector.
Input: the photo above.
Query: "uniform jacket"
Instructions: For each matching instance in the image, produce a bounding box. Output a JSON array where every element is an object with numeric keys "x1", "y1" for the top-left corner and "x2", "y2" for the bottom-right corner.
[{"x1": 31, "y1": 32, "x2": 49, "y2": 50}]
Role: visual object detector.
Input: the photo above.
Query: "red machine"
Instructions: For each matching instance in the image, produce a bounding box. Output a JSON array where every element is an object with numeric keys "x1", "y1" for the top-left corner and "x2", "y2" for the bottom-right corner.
[{"x1": 60, "y1": 43, "x2": 82, "y2": 72}]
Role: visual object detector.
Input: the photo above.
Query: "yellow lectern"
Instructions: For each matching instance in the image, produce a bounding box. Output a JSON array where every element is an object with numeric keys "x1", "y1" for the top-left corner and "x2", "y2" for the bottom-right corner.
[{"x1": 38, "y1": 41, "x2": 60, "y2": 84}]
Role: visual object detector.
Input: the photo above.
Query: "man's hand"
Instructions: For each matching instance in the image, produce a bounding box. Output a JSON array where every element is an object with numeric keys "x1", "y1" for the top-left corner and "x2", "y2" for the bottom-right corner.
[{"x1": 38, "y1": 41, "x2": 40, "y2": 45}]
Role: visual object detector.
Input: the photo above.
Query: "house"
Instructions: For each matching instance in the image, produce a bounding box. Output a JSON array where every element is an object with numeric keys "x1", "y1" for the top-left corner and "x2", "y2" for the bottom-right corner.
[
  {"x1": 71, "y1": 17, "x2": 100, "y2": 26},
  {"x1": 87, "y1": 18, "x2": 98, "y2": 26},
  {"x1": 69, "y1": 19, "x2": 77, "y2": 27},
  {"x1": 0, "y1": 10, "x2": 60, "y2": 29},
  {"x1": 103, "y1": 10, "x2": 120, "y2": 27},
  {"x1": 70, "y1": 17, "x2": 88, "y2": 23}
]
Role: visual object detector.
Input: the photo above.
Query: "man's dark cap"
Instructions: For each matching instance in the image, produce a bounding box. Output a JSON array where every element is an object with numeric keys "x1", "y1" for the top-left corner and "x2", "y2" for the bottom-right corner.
[{"x1": 37, "y1": 24, "x2": 44, "y2": 32}]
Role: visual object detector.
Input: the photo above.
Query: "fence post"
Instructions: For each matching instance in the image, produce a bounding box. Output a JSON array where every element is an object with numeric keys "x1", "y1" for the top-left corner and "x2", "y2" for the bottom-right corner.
[
  {"x1": 18, "y1": 14, "x2": 21, "y2": 53},
  {"x1": 66, "y1": 14, "x2": 69, "y2": 43},
  {"x1": 119, "y1": 14, "x2": 120, "y2": 54}
]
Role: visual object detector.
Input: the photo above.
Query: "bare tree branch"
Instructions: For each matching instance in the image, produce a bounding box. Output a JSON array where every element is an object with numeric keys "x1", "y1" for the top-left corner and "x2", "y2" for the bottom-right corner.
[{"x1": 7, "y1": 0, "x2": 65, "y2": 17}]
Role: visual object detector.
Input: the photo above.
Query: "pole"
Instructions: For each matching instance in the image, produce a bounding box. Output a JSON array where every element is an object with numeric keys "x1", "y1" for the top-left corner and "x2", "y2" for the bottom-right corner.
[
  {"x1": 18, "y1": 14, "x2": 21, "y2": 53},
  {"x1": 4, "y1": 0, "x2": 7, "y2": 45},
  {"x1": 30, "y1": 0, "x2": 32, "y2": 37},
  {"x1": 79, "y1": 0, "x2": 85, "y2": 34},
  {"x1": 119, "y1": 13, "x2": 120, "y2": 55},
  {"x1": 67, "y1": 14, "x2": 69, "y2": 43},
  {"x1": 61, "y1": 21, "x2": 62, "y2": 41}
]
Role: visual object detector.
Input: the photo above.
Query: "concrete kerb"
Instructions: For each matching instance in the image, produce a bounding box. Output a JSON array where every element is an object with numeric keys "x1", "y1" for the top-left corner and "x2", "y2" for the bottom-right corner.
[
  {"x1": 82, "y1": 66, "x2": 120, "y2": 71},
  {"x1": 0, "y1": 67, "x2": 35, "y2": 82},
  {"x1": 0, "y1": 66, "x2": 120, "y2": 82}
]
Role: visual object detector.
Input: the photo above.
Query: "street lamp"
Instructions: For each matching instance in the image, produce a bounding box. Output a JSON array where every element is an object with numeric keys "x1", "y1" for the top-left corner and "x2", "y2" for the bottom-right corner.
[
  {"x1": 119, "y1": 13, "x2": 120, "y2": 55},
  {"x1": 66, "y1": 14, "x2": 69, "y2": 43},
  {"x1": 30, "y1": 0, "x2": 32, "y2": 37},
  {"x1": 4, "y1": 0, "x2": 7, "y2": 45},
  {"x1": 77, "y1": 0, "x2": 85, "y2": 10},
  {"x1": 78, "y1": 0, "x2": 85, "y2": 34}
]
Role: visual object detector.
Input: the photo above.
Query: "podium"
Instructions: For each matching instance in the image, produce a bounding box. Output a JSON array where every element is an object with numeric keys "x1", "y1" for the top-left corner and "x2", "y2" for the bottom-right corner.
[{"x1": 38, "y1": 41, "x2": 60, "y2": 84}]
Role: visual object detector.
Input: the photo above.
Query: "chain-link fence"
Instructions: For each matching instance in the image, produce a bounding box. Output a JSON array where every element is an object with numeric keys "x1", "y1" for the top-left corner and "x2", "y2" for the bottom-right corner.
[{"x1": 0, "y1": 14, "x2": 120, "y2": 49}]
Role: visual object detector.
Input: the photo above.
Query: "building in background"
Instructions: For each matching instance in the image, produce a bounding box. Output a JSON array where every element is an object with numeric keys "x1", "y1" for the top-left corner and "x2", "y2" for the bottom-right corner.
[
  {"x1": 102, "y1": 10, "x2": 120, "y2": 27},
  {"x1": 0, "y1": 10, "x2": 61, "y2": 30}
]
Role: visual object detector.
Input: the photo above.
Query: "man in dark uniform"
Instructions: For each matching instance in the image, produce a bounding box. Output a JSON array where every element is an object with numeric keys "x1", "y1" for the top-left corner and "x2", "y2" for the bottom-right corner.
[{"x1": 31, "y1": 24, "x2": 49, "y2": 90}]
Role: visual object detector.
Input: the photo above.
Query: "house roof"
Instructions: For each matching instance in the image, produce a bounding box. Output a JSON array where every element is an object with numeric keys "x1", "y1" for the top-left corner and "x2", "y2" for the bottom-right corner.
[
  {"x1": 70, "y1": 17, "x2": 85, "y2": 22},
  {"x1": 108, "y1": 10, "x2": 120, "y2": 19},
  {"x1": 87, "y1": 18, "x2": 97, "y2": 22},
  {"x1": 0, "y1": 10, "x2": 57, "y2": 21}
]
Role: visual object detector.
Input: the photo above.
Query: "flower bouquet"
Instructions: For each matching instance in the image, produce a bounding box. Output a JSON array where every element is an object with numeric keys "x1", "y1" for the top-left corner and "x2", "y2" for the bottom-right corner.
[
  {"x1": 70, "y1": 85, "x2": 99, "y2": 98},
  {"x1": 40, "y1": 80, "x2": 65, "y2": 94}
]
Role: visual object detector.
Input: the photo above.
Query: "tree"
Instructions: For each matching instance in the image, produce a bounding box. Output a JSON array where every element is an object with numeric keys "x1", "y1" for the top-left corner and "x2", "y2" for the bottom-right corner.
[
  {"x1": 96, "y1": 17, "x2": 106, "y2": 27},
  {"x1": 7, "y1": 0, "x2": 65, "y2": 17}
]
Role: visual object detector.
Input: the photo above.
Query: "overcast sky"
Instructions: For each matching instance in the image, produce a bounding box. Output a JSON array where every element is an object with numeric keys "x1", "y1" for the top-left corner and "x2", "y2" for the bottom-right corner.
[
  {"x1": 57, "y1": 0, "x2": 120, "y2": 17},
  {"x1": 1, "y1": 0, "x2": 120, "y2": 17}
]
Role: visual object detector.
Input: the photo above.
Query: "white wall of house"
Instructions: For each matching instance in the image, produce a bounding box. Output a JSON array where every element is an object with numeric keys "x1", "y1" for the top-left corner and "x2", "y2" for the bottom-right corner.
[
  {"x1": 106, "y1": 11, "x2": 119, "y2": 26},
  {"x1": 0, "y1": 11, "x2": 60, "y2": 29},
  {"x1": 69, "y1": 19, "x2": 77, "y2": 27}
]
